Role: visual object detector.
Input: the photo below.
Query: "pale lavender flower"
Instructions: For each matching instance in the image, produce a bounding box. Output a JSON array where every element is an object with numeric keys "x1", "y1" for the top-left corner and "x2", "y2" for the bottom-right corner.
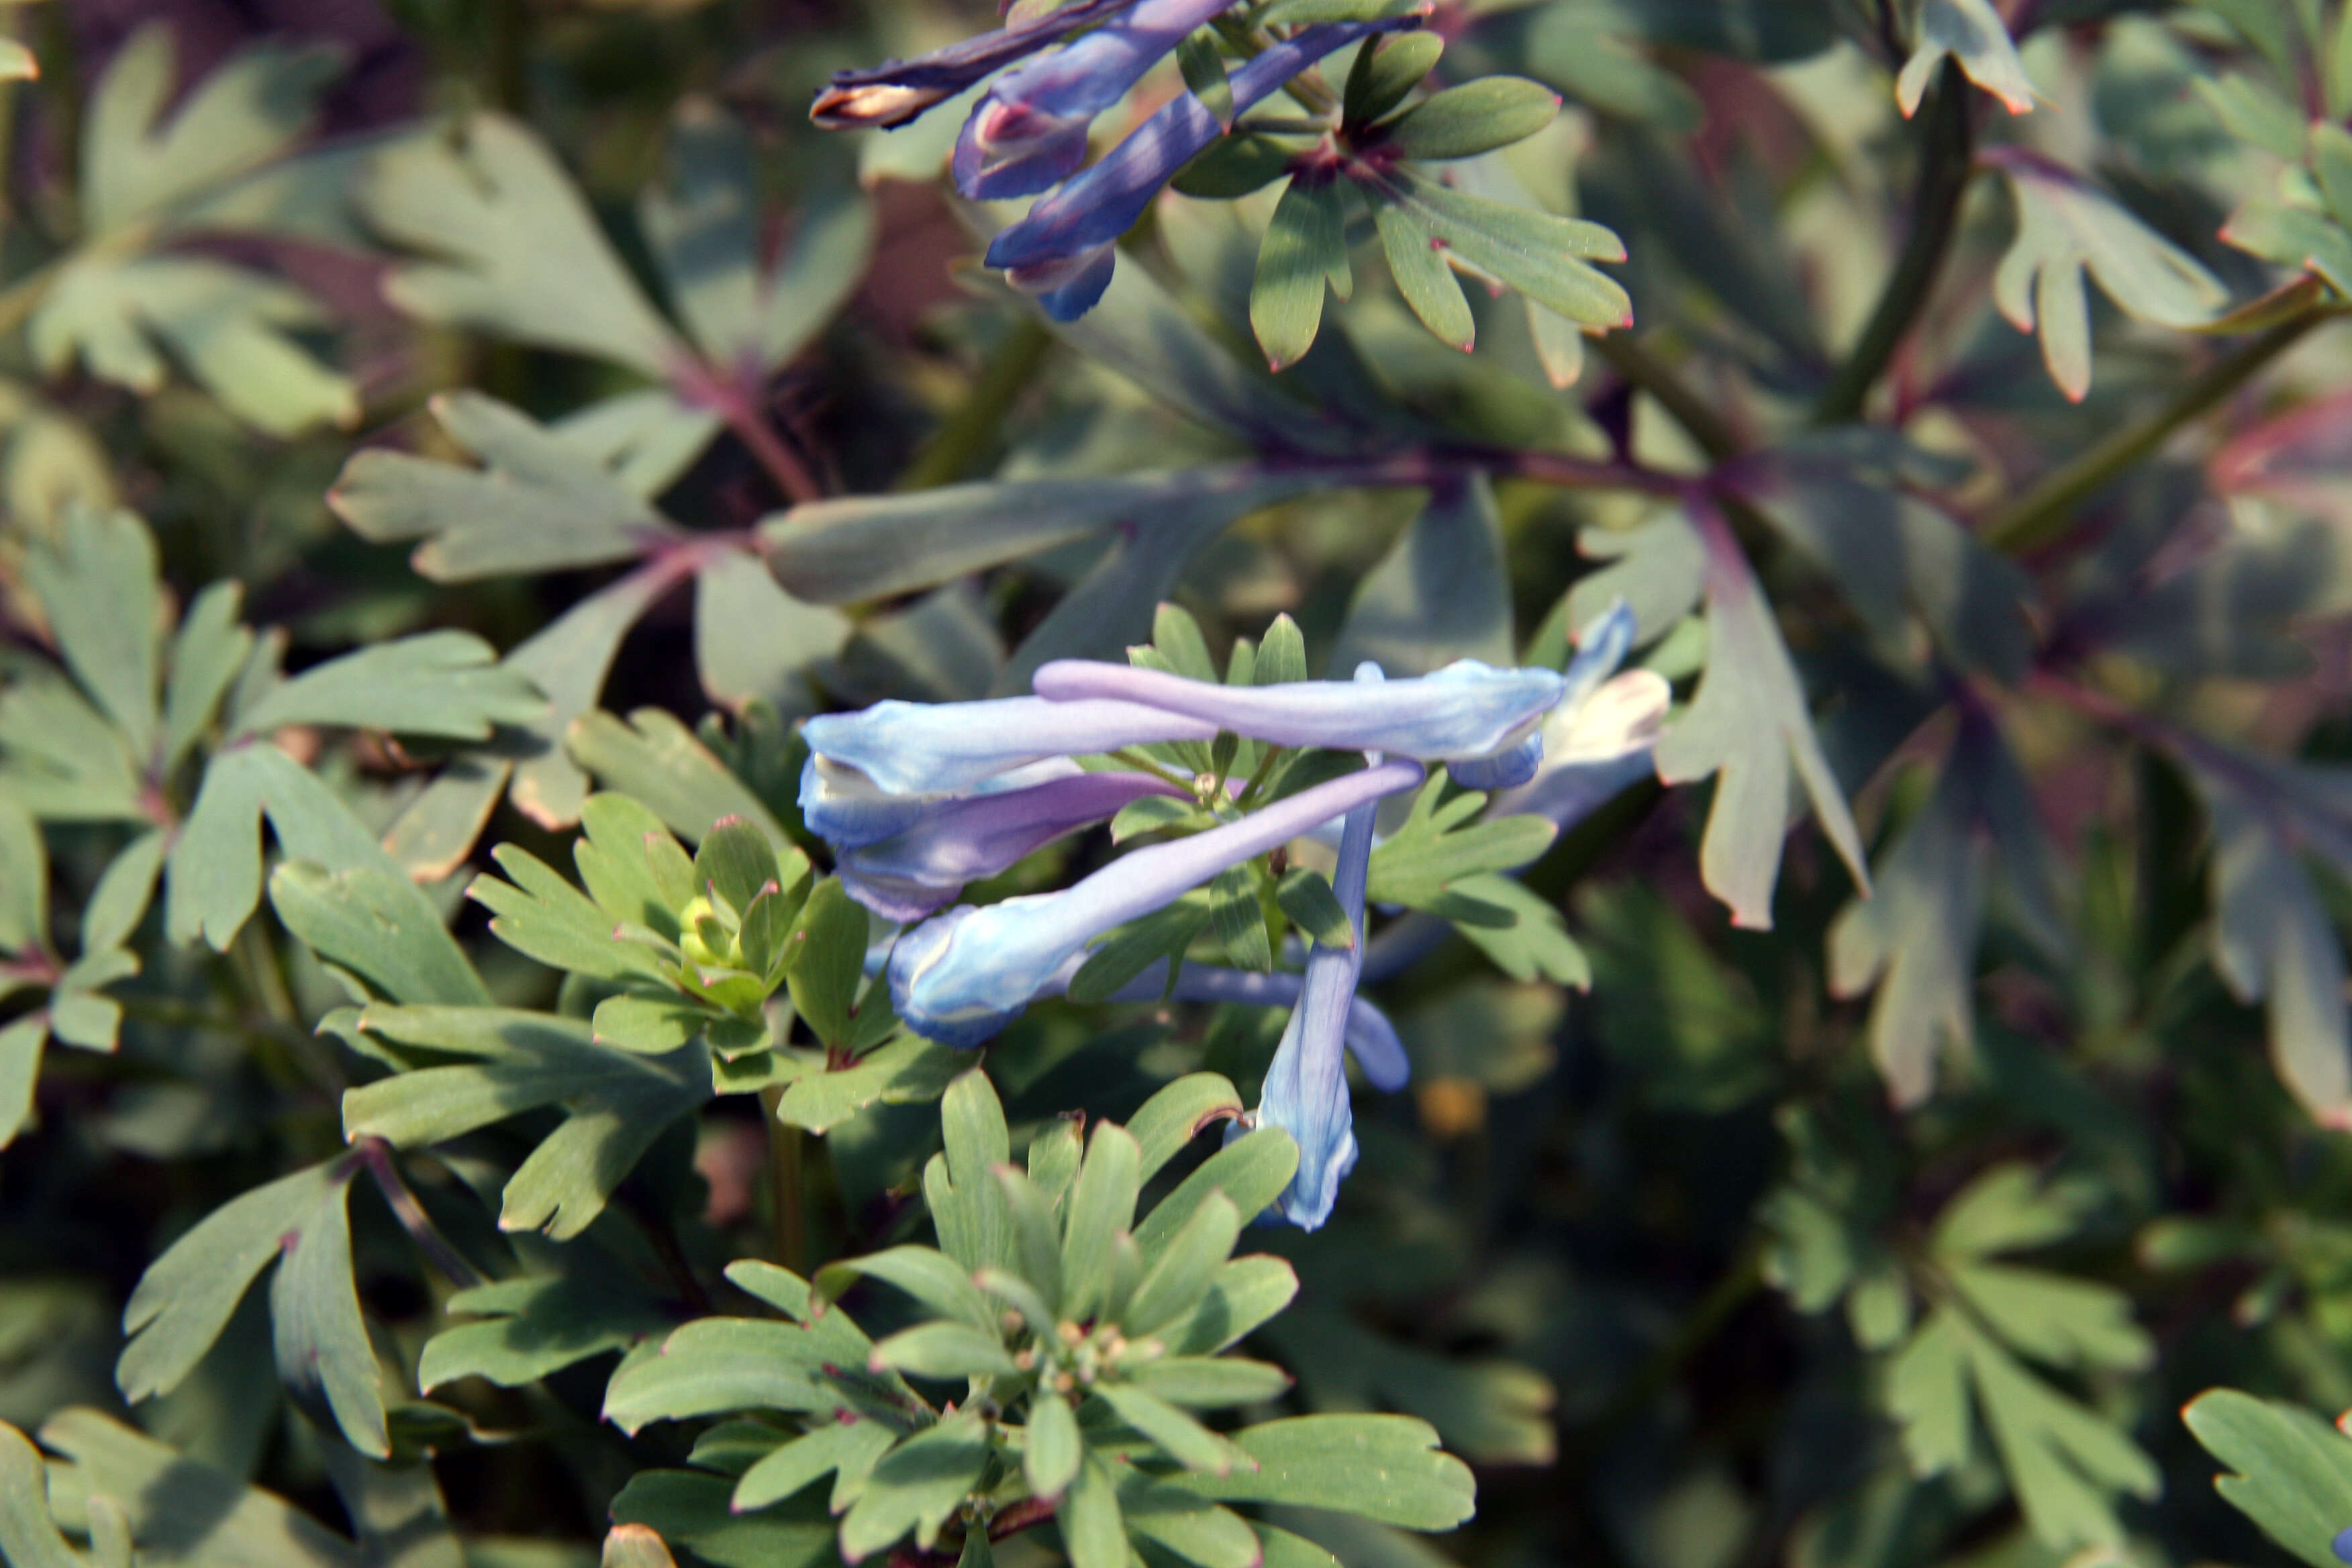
[
  {"x1": 801, "y1": 695, "x2": 1215, "y2": 798},
  {"x1": 954, "y1": 0, "x2": 1237, "y2": 201},
  {"x1": 888, "y1": 757, "x2": 1424, "y2": 1045},
  {"x1": 837, "y1": 769, "x2": 1187, "y2": 922},
  {"x1": 1487, "y1": 600, "x2": 1668, "y2": 826},
  {"x1": 801, "y1": 754, "x2": 1086, "y2": 850},
  {"x1": 1031, "y1": 656, "x2": 1565, "y2": 775},
  {"x1": 1247, "y1": 759, "x2": 1381, "y2": 1229}
]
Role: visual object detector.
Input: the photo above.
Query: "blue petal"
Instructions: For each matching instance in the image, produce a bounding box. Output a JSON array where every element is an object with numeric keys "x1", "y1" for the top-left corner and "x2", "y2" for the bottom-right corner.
[
  {"x1": 838, "y1": 770, "x2": 1182, "y2": 922},
  {"x1": 1035, "y1": 246, "x2": 1118, "y2": 320},
  {"x1": 803, "y1": 695, "x2": 1212, "y2": 795},
  {"x1": 1033, "y1": 656, "x2": 1564, "y2": 765},
  {"x1": 984, "y1": 21, "x2": 1395, "y2": 294},
  {"x1": 1447, "y1": 730, "x2": 1543, "y2": 791},
  {"x1": 1251, "y1": 783, "x2": 1381, "y2": 1230},
  {"x1": 1561, "y1": 597, "x2": 1637, "y2": 704},
  {"x1": 889, "y1": 758, "x2": 1424, "y2": 1046}
]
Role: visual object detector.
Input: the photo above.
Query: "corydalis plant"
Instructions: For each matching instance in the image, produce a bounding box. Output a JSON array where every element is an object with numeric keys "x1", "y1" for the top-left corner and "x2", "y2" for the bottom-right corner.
[
  {"x1": 601, "y1": 1069, "x2": 1477, "y2": 1565},
  {"x1": 801, "y1": 604, "x2": 1661, "y2": 1225},
  {"x1": 814, "y1": 3, "x2": 1632, "y2": 362}
]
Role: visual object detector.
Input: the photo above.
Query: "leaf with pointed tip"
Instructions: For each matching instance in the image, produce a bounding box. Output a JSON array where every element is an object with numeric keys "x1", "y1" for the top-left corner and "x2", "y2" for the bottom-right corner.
[
  {"x1": 1253, "y1": 173, "x2": 1353, "y2": 371},
  {"x1": 1344, "y1": 31, "x2": 1444, "y2": 127},
  {"x1": 775, "y1": 1033, "x2": 963, "y2": 1134},
  {"x1": 1171, "y1": 1414, "x2": 1476, "y2": 1529},
  {"x1": 1896, "y1": 0, "x2": 2037, "y2": 116},
  {"x1": 38, "y1": 1408, "x2": 366, "y2": 1568},
  {"x1": 369, "y1": 113, "x2": 683, "y2": 376},
  {"x1": 1653, "y1": 503, "x2": 1869, "y2": 930},
  {"x1": 166, "y1": 741, "x2": 425, "y2": 952},
  {"x1": 569, "y1": 709, "x2": 794, "y2": 854},
  {"x1": 837, "y1": 1410, "x2": 991, "y2": 1561},
  {"x1": 20, "y1": 507, "x2": 163, "y2": 763},
  {"x1": 117, "y1": 1157, "x2": 377, "y2": 1444},
  {"x1": 236, "y1": 630, "x2": 546, "y2": 743},
  {"x1": 2185, "y1": 1389, "x2": 2352, "y2": 1568},
  {"x1": 340, "y1": 1006, "x2": 711, "y2": 1238},
  {"x1": 0, "y1": 1421, "x2": 77, "y2": 1568},
  {"x1": 270, "y1": 862, "x2": 490, "y2": 1007},
  {"x1": 419, "y1": 1273, "x2": 667, "y2": 1390},
  {"x1": 1377, "y1": 77, "x2": 1560, "y2": 160}
]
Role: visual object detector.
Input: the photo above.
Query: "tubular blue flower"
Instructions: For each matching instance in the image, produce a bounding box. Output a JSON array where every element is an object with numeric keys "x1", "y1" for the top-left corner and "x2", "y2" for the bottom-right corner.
[
  {"x1": 1488, "y1": 600, "x2": 1668, "y2": 827},
  {"x1": 1247, "y1": 777, "x2": 1380, "y2": 1229},
  {"x1": 801, "y1": 694, "x2": 1216, "y2": 798},
  {"x1": 810, "y1": 0, "x2": 1140, "y2": 129},
  {"x1": 888, "y1": 756, "x2": 1424, "y2": 1046},
  {"x1": 801, "y1": 754, "x2": 1085, "y2": 850},
  {"x1": 837, "y1": 769, "x2": 1188, "y2": 922},
  {"x1": 985, "y1": 22, "x2": 1392, "y2": 320},
  {"x1": 1032, "y1": 656, "x2": 1565, "y2": 774},
  {"x1": 954, "y1": 0, "x2": 1237, "y2": 201}
]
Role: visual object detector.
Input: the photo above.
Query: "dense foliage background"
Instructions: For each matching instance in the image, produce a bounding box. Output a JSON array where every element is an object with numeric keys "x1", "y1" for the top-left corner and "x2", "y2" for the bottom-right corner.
[{"x1": 16, "y1": 1, "x2": 2352, "y2": 1565}]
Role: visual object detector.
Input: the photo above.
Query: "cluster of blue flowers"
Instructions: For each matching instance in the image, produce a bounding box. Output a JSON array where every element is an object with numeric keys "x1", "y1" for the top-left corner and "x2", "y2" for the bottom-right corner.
[
  {"x1": 798, "y1": 605, "x2": 1666, "y2": 1228},
  {"x1": 814, "y1": 0, "x2": 1425, "y2": 320}
]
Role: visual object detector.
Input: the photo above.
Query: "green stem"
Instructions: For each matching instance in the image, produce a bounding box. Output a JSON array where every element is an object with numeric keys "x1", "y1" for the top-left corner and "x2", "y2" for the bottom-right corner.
[
  {"x1": 1591, "y1": 332, "x2": 1743, "y2": 461},
  {"x1": 897, "y1": 318, "x2": 1053, "y2": 491},
  {"x1": 1109, "y1": 748, "x2": 1197, "y2": 790},
  {"x1": 761, "y1": 1085, "x2": 807, "y2": 1274},
  {"x1": 1812, "y1": 60, "x2": 1973, "y2": 425},
  {"x1": 1983, "y1": 310, "x2": 2327, "y2": 554}
]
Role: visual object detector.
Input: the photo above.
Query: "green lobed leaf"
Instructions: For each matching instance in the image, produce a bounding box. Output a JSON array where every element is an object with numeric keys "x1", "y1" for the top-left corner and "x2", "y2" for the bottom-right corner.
[
  {"x1": 369, "y1": 113, "x2": 683, "y2": 377},
  {"x1": 329, "y1": 393, "x2": 677, "y2": 582},
  {"x1": 232, "y1": 630, "x2": 546, "y2": 742},
  {"x1": 21, "y1": 506, "x2": 164, "y2": 765},
  {"x1": 1990, "y1": 153, "x2": 2229, "y2": 402},
  {"x1": 1652, "y1": 503, "x2": 1869, "y2": 930},
  {"x1": 2185, "y1": 1389, "x2": 2352, "y2": 1568},
  {"x1": 339, "y1": 1006, "x2": 712, "y2": 1239},
  {"x1": 1896, "y1": 0, "x2": 2038, "y2": 116}
]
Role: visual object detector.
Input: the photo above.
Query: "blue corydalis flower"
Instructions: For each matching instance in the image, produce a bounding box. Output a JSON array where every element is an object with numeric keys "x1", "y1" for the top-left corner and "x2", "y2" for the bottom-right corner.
[
  {"x1": 802, "y1": 754, "x2": 1087, "y2": 850},
  {"x1": 1032, "y1": 656, "x2": 1565, "y2": 778},
  {"x1": 810, "y1": 0, "x2": 1140, "y2": 129},
  {"x1": 2334, "y1": 1524, "x2": 2352, "y2": 1565},
  {"x1": 1487, "y1": 600, "x2": 1669, "y2": 828},
  {"x1": 985, "y1": 21, "x2": 1393, "y2": 320},
  {"x1": 889, "y1": 756, "x2": 1424, "y2": 1046},
  {"x1": 802, "y1": 694, "x2": 1215, "y2": 798},
  {"x1": 1248, "y1": 772, "x2": 1381, "y2": 1230},
  {"x1": 838, "y1": 768, "x2": 1187, "y2": 922},
  {"x1": 954, "y1": 0, "x2": 1237, "y2": 201}
]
